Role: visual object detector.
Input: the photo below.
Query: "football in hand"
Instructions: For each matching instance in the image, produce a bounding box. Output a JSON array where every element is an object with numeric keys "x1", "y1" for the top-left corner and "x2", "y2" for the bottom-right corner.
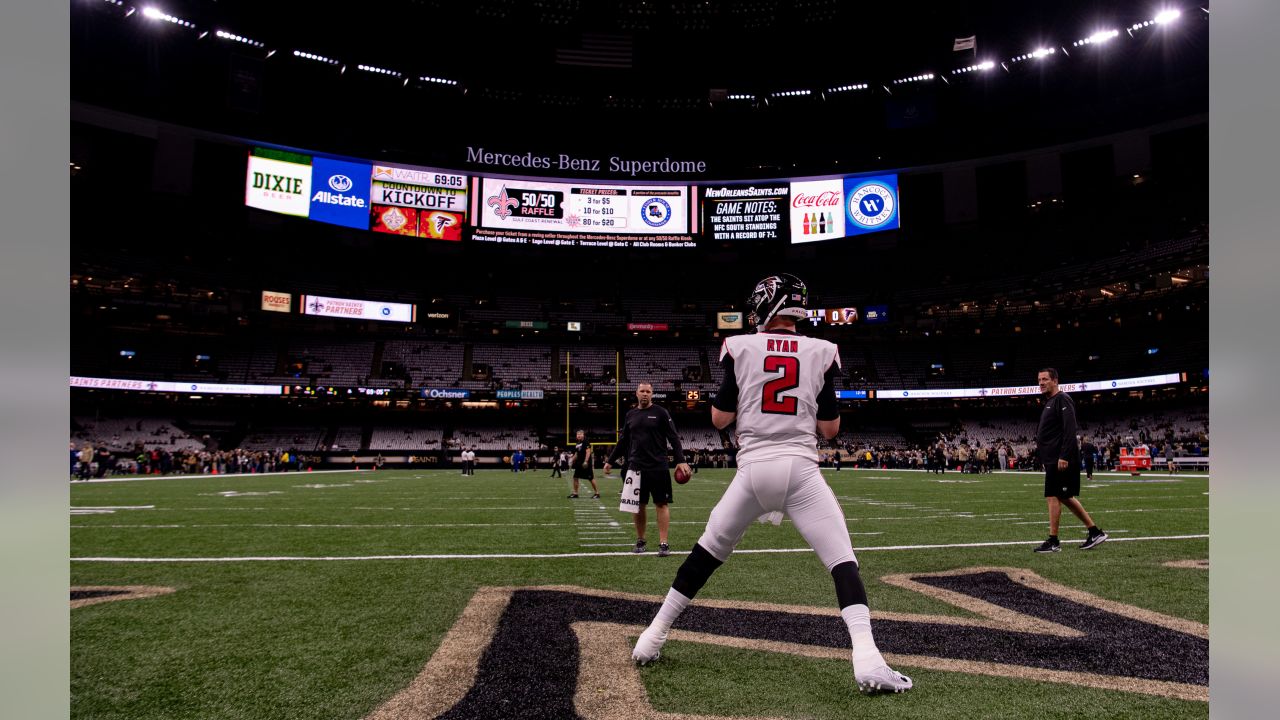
[{"x1": 674, "y1": 466, "x2": 692, "y2": 484}]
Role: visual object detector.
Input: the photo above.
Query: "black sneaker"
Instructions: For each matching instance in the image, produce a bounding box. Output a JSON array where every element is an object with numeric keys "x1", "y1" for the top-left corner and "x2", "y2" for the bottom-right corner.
[
  {"x1": 591, "y1": 493, "x2": 600, "y2": 499},
  {"x1": 633, "y1": 539, "x2": 647, "y2": 554},
  {"x1": 567, "y1": 493, "x2": 579, "y2": 499},
  {"x1": 657, "y1": 543, "x2": 671, "y2": 557},
  {"x1": 1080, "y1": 529, "x2": 1109, "y2": 550},
  {"x1": 1033, "y1": 538, "x2": 1061, "y2": 553}
]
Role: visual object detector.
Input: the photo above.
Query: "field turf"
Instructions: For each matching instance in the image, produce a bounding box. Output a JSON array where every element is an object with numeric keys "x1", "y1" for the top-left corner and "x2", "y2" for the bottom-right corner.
[{"x1": 71, "y1": 467, "x2": 1209, "y2": 719}]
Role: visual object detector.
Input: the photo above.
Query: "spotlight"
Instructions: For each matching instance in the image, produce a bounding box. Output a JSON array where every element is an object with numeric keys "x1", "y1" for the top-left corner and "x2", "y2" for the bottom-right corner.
[
  {"x1": 1154, "y1": 9, "x2": 1181, "y2": 24},
  {"x1": 1088, "y1": 29, "x2": 1120, "y2": 43},
  {"x1": 141, "y1": 7, "x2": 196, "y2": 28}
]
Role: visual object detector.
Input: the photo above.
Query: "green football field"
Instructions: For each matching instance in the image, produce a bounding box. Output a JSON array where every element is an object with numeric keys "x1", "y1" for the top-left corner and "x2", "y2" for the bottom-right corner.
[{"x1": 70, "y1": 467, "x2": 1209, "y2": 720}]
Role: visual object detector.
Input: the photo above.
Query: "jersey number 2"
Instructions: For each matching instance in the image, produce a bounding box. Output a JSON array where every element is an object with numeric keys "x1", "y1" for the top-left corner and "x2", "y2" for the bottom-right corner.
[{"x1": 761, "y1": 356, "x2": 800, "y2": 415}]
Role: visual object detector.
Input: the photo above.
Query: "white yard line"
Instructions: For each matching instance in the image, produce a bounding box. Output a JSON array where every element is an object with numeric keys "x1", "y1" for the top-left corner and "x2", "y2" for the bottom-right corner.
[{"x1": 71, "y1": 534, "x2": 1208, "y2": 562}]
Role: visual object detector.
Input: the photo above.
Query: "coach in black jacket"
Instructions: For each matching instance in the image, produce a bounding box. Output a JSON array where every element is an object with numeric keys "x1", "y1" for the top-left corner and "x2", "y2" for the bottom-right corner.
[
  {"x1": 1033, "y1": 368, "x2": 1108, "y2": 553},
  {"x1": 605, "y1": 382, "x2": 692, "y2": 557}
]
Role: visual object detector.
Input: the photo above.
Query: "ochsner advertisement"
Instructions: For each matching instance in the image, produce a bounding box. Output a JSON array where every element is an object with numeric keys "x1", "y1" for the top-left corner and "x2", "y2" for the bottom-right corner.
[
  {"x1": 245, "y1": 148, "x2": 312, "y2": 217},
  {"x1": 300, "y1": 295, "x2": 416, "y2": 323}
]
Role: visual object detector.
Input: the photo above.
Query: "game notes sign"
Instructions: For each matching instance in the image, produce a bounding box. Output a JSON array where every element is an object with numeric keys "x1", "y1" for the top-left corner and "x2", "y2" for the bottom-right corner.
[{"x1": 702, "y1": 185, "x2": 789, "y2": 241}]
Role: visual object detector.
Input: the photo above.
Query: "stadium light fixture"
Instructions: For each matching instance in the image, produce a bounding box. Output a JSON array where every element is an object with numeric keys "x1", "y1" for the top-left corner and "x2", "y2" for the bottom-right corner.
[
  {"x1": 952, "y1": 61, "x2": 995, "y2": 74},
  {"x1": 726, "y1": 93, "x2": 756, "y2": 100},
  {"x1": 770, "y1": 89, "x2": 812, "y2": 98},
  {"x1": 293, "y1": 50, "x2": 340, "y2": 66},
  {"x1": 141, "y1": 7, "x2": 196, "y2": 28},
  {"x1": 891, "y1": 73, "x2": 935, "y2": 85},
  {"x1": 357, "y1": 64, "x2": 402, "y2": 77},
  {"x1": 419, "y1": 76, "x2": 459, "y2": 86},
  {"x1": 1154, "y1": 9, "x2": 1182, "y2": 24},
  {"x1": 215, "y1": 30, "x2": 265, "y2": 48},
  {"x1": 826, "y1": 83, "x2": 869, "y2": 93},
  {"x1": 1075, "y1": 29, "x2": 1121, "y2": 46}
]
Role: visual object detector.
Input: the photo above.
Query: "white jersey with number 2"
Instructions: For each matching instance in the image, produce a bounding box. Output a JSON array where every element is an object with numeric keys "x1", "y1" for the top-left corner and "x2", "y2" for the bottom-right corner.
[{"x1": 721, "y1": 331, "x2": 841, "y2": 467}]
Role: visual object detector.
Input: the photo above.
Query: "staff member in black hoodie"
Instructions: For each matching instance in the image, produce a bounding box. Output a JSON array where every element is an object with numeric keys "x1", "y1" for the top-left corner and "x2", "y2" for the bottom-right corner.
[
  {"x1": 1033, "y1": 368, "x2": 1108, "y2": 553},
  {"x1": 605, "y1": 382, "x2": 691, "y2": 557}
]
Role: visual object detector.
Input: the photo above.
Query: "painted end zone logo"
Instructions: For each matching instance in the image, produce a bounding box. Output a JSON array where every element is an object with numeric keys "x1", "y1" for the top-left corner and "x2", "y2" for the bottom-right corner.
[{"x1": 362, "y1": 567, "x2": 1207, "y2": 719}]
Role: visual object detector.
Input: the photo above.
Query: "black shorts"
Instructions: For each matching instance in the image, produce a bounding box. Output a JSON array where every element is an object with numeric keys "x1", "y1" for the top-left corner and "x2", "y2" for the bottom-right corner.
[
  {"x1": 1044, "y1": 466, "x2": 1082, "y2": 499},
  {"x1": 573, "y1": 468, "x2": 594, "y2": 480},
  {"x1": 638, "y1": 469, "x2": 673, "y2": 506}
]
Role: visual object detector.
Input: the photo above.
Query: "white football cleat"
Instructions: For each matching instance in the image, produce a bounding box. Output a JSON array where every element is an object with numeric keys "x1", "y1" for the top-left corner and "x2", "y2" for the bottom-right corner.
[
  {"x1": 632, "y1": 626, "x2": 668, "y2": 665},
  {"x1": 855, "y1": 663, "x2": 914, "y2": 694}
]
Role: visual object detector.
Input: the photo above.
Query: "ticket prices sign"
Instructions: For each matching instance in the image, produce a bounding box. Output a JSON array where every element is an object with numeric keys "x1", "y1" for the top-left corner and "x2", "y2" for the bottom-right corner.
[{"x1": 370, "y1": 164, "x2": 467, "y2": 241}]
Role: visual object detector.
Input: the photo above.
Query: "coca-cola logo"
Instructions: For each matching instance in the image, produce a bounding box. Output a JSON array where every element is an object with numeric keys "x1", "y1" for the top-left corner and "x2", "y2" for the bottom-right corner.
[{"x1": 792, "y1": 191, "x2": 841, "y2": 208}]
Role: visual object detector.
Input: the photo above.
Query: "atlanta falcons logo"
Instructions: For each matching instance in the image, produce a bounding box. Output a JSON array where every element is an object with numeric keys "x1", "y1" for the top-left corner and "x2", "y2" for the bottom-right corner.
[
  {"x1": 433, "y1": 214, "x2": 457, "y2": 233},
  {"x1": 487, "y1": 185, "x2": 519, "y2": 219}
]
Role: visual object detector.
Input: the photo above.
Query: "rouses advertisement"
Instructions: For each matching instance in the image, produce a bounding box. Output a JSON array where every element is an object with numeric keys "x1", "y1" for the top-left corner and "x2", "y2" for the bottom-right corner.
[
  {"x1": 702, "y1": 185, "x2": 789, "y2": 242},
  {"x1": 370, "y1": 164, "x2": 467, "y2": 241},
  {"x1": 843, "y1": 174, "x2": 899, "y2": 236},
  {"x1": 246, "y1": 149, "x2": 312, "y2": 217},
  {"x1": 310, "y1": 157, "x2": 373, "y2": 230},
  {"x1": 789, "y1": 178, "x2": 844, "y2": 243},
  {"x1": 261, "y1": 290, "x2": 293, "y2": 313},
  {"x1": 477, "y1": 179, "x2": 689, "y2": 235},
  {"x1": 300, "y1": 295, "x2": 416, "y2": 323}
]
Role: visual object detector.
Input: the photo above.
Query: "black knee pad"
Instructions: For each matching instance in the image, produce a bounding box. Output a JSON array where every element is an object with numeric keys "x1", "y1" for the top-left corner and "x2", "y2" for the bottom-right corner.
[
  {"x1": 672, "y1": 543, "x2": 724, "y2": 599},
  {"x1": 831, "y1": 560, "x2": 869, "y2": 609}
]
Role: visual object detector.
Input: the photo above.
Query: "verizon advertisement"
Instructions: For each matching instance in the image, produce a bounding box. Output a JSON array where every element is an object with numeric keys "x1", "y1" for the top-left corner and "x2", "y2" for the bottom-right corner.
[
  {"x1": 70, "y1": 376, "x2": 283, "y2": 395},
  {"x1": 879, "y1": 373, "x2": 1184, "y2": 400},
  {"x1": 245, "y1": 149, "x2": 312, "y2": 217},
  {"x1": 261, "y1": 290, "x2": 293, "y2": 313},
  {"x1": 300, "y1": 295, "x2": 416, "y2": 323}
]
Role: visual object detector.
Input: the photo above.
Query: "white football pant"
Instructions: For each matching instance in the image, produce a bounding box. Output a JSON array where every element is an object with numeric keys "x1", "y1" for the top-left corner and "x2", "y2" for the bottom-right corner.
[{"x1": 697, "y1": 456, "x2": 856, "y2": 571}]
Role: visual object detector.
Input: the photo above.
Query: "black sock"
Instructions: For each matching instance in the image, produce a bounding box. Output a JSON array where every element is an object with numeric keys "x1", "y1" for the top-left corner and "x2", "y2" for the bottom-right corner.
[
  {"x1": 831, "y1": 561, "x2": 869, "y2": 609},
  {"x1": 1049, "y1": 535, "x2": 1059, "y2": 542},
  {"x1": 672, "y1": 543, "x2": 724, "y2": 599}
]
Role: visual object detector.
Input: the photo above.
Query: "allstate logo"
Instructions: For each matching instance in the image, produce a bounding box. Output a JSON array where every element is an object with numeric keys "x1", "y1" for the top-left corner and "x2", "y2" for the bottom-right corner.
[
  {"x1": 329, "y1": 174, "x2": 353, "y2": 193},
  {"x1": 847, "y1": 182, "x2": 896, "y2": 228},
  {"x1": 641, "y1": 197, "x2": 672, "y2": 227}
]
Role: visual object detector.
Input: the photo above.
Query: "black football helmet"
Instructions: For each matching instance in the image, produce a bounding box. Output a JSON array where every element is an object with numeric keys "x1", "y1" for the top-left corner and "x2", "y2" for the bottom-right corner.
[{"x1": 746, "y1": 273, "x2": 808, "y2": 329}]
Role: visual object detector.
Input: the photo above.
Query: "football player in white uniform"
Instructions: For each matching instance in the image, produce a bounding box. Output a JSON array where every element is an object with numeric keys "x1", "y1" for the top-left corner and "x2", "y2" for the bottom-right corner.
[{"x1": 631, "y1": 273, "x2": 913, "y2": 694}]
